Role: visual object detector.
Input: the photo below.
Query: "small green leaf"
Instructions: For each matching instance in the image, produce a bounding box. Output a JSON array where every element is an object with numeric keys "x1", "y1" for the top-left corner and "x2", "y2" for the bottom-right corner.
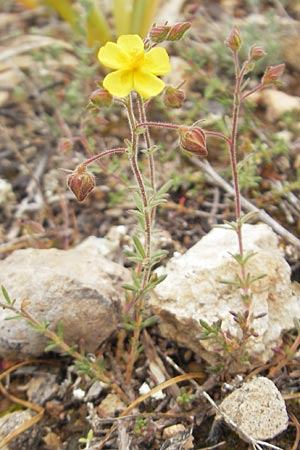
[
  {"x1": 141, "y1": 145, "x2": 159, "y2": 155},
  {"x1": 294, "y1": 318, "x2": 300, "y2": 333},
  {"x1": 199, "y1": 319, "x2": 211, "y2": 330},
  {"x1": 198, "y1": 333, "x2": 211, "y2": 340},
  {"x1": 156, "y1": 179, "x2": 173, "y2": 197},
  {"x1": 1, "y1": 285, "x2": 13, "y2": 305},
  {"x1": 45, "y1": 341, "x2": 60, "y2": 352},
  {"x1": 122, "y1": 321, "x2": 137, "y2": 331},
  {"x1": 57, "y1": 321, "x2": 64, "y2": 339},
  {"x1": 142, "y1": 315, "x2": 159, "y2": 328},
  {"x1": 126, "y1": 255, "x2": 144, "y2": 264},
  {"x1": 143, "y1": 274, "x2": 167, "y2": 294},
  {"x1": 148, "y1": 198, "x2": 168, "y2": 208},
  {"x1": 132, "y1": 191, "x2": 144, "y2": 212},
  {"x1": 4, "y1": 314, "x2": 21, "y2": 321},
  {"x1": 132, "y1": 235, "x2": 146, "y2": 258},
  {"x1": 239, "y1": 211, "x2": 258, "y2": 224},
  {"x1": 122, "y1": 283, "x2": 139, "y2": 292},
  {"x1": 249, "y1": 273, "x2": 266, "y2": 283}
]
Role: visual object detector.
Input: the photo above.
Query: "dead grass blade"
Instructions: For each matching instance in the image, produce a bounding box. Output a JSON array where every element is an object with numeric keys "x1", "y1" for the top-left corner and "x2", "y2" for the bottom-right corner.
[{"x1": 0, "y1": 360, "x2": 47, "y2": 449}]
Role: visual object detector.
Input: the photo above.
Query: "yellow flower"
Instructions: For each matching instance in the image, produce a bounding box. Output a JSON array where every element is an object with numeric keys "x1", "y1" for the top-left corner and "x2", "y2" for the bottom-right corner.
[{"x1": 98, "y1": 34, "x2": 171, "y2": 99}]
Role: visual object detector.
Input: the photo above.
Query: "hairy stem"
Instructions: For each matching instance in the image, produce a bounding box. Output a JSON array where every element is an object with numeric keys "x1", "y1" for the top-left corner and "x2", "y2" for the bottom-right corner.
[
  {"x1": 124, "y1": 94, "x2": 153, "y2": 384},
  {"x1": 82, "y1": 147, "x2": 127, "y2": 166},
  {"x1": 136, "y1": 94, "x2": 156, "y2": 192},
  {"x1": 229, "y1": 50, "x2": 251, "y2": 301}
]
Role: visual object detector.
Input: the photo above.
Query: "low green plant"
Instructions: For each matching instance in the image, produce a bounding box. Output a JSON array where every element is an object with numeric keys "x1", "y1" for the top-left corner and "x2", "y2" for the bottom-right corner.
[
  {"x1": 1, "y1": 21, "x2": 285, "y2": 387},
  {"x1": 176, "y1": 387, "x2": 195, "y2": 408},
  {"x1": 78, "y1": 429, "x2": 94, "y2": 449}
]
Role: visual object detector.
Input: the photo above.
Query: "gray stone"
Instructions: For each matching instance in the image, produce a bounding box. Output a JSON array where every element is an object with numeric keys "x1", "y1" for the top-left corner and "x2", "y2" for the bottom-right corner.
[
  {"x1": 150, "y1": 224, "x2": 300, "y2": 370},
  {"x1": 0, "y1": 237, "x2": 129, "y2": 358},
  {"x1": 0, "y1": 410, "x2": 35, "y2": 450},
  {"x1": 219, "y1": 377, "x2": 288, "y2": 440}
]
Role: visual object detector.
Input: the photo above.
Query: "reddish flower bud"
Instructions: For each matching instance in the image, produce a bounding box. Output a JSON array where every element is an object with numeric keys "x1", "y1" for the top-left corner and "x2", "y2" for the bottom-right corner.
[
  {"x1": 248, "y1": 45, "x2": 266, "y2": 61},
  {"x1": 150, "y1": 22, "x2": 191, "y2": 43},
  {"x1": 225, "y1": 26, "x2": 242, "y2": 51},
  {"x1": 163, "y1": 86, "x2": 185, "y2": 108},
  {"x1": 67, "y1": 165, "x2": 95, "y2": 202},
  {"x1": 261, "y1": 63, "x2": 285, "y2": 85},
  {"x1": 178, "y1": 126, "x2": 207, "y2": 157},
  {"x1": 58, "y1": 137, "x2": 73, "y2": 153},
  {"x1": 166, "y1": 22, "x2": 191, "y2": 41},
  {"x1": 149, "y1": 24, "x2": 171, "y2": 43},
  {"x1": 89, "y1": 88, "x2": 112, "y2": 107}
]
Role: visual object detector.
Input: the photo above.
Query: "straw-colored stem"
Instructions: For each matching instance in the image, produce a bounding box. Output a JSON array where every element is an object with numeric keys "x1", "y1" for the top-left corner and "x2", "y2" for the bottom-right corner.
[
  {"x1": 131, "y1": 0, "x2": 160, "y2": 37},
  {"x1": 86, "y1": 0, "x2": 112, "y2": 46},
  {"x1": 113, "y1": 0, "x2": 133, "y2": 35}
]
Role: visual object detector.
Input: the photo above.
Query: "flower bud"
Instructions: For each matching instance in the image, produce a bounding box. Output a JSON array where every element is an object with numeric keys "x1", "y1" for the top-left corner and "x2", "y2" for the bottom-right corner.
[
  {"x1": 261, "y1": 63, "x2": 285, "y2": 85},
  {"x1": 150, "y1": 22, "x2": 191, "y2": 43},
  {"x1": 89, "y1": 88, "x2": 112, "y2": 107},
  {"x1": 58, "y1": 137, "x2": 73, "y2": 153},
  {"x1": 166, "y1": 22, "x2": 191, "y2": 41},
  {"x1": 67, "y1": 165, "x2": 95, "y2": 202},
  {"x1": 248, "y1": 45, "x2": 266, "y2": 61},
  {"x1": 178, "y1": 126, "x2": 207, "y2": 157},
  {"x1": 149, "y1": 24, "x2": 171, "y2": 43},
  {"x1": 163, "y1": 86, "x2": 185, "y2": 108},
  {"x1": 225, "y1": 26, "x2": 242, "y2": 51}
]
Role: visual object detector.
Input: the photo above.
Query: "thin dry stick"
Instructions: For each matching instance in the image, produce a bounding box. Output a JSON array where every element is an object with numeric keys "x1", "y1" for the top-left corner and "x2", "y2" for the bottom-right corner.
[
  {"x1": 0, "y1": 381, "x2": 44, "y2": 449},
  {"x1": 192, "y1": 158, "x2": 300, "y2": 249},
  {"x1": 288, "y1": 412, "x2": 300, "y2": 450}
]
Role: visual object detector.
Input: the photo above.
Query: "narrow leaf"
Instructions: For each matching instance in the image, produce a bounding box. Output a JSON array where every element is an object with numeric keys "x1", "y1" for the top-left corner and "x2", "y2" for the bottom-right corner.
[
  {"x1": 1, "y1": 285, "x2": 13, "y2": 305},
  {"x1": 133, "y1": 235, "x2": 146, "y2": 258}
]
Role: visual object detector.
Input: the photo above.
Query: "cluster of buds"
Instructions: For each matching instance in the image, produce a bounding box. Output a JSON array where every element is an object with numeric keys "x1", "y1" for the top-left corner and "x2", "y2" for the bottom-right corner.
[
  {"x1": 67, "y1": 165, "x2": 95, "y2": 202},
  {"x1": 162, "y1": 85, "x2": 185, "y2": 108},
  {"x1": 150, "y1": 22, "x2": 191, "y2": 43},
  {"x1": 178, "y1": 126, "x2": 208, "y2": 157}
]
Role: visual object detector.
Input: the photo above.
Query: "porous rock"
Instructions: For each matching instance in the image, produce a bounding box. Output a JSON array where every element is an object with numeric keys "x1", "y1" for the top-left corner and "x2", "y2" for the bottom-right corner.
[
  {"x1": 0, "y1": 237, "x2": 129, "y2": 358},
  {"x1": 150, "y1": 224, "x2": 300, "y2": 369},
  {"x1": 219, "y1": 377, "x2": 288, "y2": 440}
]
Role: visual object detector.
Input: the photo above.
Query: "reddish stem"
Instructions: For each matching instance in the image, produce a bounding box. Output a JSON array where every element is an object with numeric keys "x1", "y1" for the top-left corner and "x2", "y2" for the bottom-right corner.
[
  {"x1": 204, "y1": 130, "x2": 232, "y2": 147},
  {"x1": 82, "y1": 147, "x2": 127, "y2": 166},
  {"x1": 137, "y1": 121, "x2": 180, "y2": 131}
]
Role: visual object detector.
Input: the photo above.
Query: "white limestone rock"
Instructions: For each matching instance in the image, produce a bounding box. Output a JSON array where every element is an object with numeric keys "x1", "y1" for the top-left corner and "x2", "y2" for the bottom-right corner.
[
  {"x1": 150, "y1": 224, "x2": 300, "y2": 370},
  {"x1": 0, "y1": 237, "x2": 130, "y2": 358},
  {"x1": 219, "y1": 377, "x2": 288, "y2": 441}
]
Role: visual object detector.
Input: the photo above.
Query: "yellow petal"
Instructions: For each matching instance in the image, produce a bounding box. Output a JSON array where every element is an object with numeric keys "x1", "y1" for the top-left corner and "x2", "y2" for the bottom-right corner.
[
  {"x1": 98, "y1": 42, "x2": 130, "y2": 69},
  {"x1": 103, "y1": 70, "x2": 133, "y2": 97},
  {"x1": 133, "y1": 69, "x2": 165, "y2": 99},
  {"x1": 144, "y1": 47, "x2": 171, "y2": 75},
  {"x1": 117, "y1": 34, "x2": 144, "y2": 55}
]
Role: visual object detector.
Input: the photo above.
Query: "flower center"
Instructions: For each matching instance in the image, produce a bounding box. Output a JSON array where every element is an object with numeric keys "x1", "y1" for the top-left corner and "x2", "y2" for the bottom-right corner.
[{"x1": 128, "y1": 47, "x2": 145, "y2": 70}]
